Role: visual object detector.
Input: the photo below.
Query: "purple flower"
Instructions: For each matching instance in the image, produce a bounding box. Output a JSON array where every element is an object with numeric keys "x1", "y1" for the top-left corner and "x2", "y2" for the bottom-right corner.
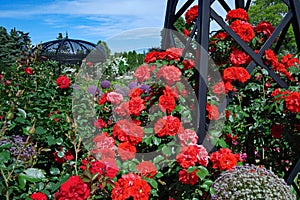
[
  {"x1": 86, "y1": 85, "x2": 101, "y2": 96},
  {"x1": 128, "y1": 82, "x2": 139, "y2": 89},
  {"x1": 100, "y1": 80, "x2": 111, "y2": 89},
  {"x1": 139, "y1": 84, "x2": 151, "y2": 93}
]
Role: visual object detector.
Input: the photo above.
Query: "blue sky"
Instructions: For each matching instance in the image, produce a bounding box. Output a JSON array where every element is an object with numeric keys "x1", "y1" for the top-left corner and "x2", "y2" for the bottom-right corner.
[{"x1": 0, "y1": 0, "x2": 233, "y2": 52}]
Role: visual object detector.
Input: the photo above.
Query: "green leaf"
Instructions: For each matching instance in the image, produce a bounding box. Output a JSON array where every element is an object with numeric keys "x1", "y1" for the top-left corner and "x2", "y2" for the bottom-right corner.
[
  {"x1": 18, "y1": 175, "x2": 26, "y2": 190},
  {"x1": 196, "y1": 166, "x2": 209, "y2": 180},
  {"x1": 153, "y1": 155, "x2": 164, "y2": 164},
  {"x1": 0, "y1": 151, "x2": 10, "y2": 163},
  {"x1": 162, "y1": 146, "x2": 172, "y2": 156},
  {"x1": 35, "y1": 126, "x2": 47, "y2": 135},
  {"x1": 17, "y1": 108, "x2": 27, "y2": 118},
  {"x1": 144, "y1": 128, "x2": 153, "y2": 134},
  {"x1": 20, "y1": 168, "x2": 46, "y2": 182},
  {"x1": 145, "y1": 178, "x2": 158, "y2": 189},
  {"x1": 50, "y1": 167, "x2": 60, "y2": 175}
]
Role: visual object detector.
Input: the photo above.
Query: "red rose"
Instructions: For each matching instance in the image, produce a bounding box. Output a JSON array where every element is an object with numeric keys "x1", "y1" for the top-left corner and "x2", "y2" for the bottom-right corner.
[
  {"x1": 98, "y1": 92, "x2": 108, "y2": 105},
  {"x1": 225, "y1": 8, "x2": 248, "y2": 22},
  {"x1": 156, "y1": 65, "x2": 182, "y2": 85},
  {"x1": 206, "y1": 103, "x2": 219, "y2": 120},
  {"x1": 154, "y1": 116, "x2": 183, "y2": 137},
  {"x1": 285, "y1": 92, "x2": 300, "y2": 113},
  {"x1": 230, "y1": 20, "x2": 255, "y2": 42},
  {"x1": 118, "y1": 142, "x2": 136, "y2": 160},
  {"x1": 177, "y1": 129, "x2": 198, "y2": 146},
  {"x1": 271, "y1": 124, "x2": 284, "y2": 139},
  {"x1": 212, "y1": 81, "x2": 226, "y2": 96},
  {"x1": 271, "y1": 88, "x2": 290, "y2": 101},
  {"x1": 230, "y1": 49, "x2": 248, "y2": 65},
  {"x1": 166, "y1": 48, "x2": 183, "y2": 61},
  {"x1": 114, "y1": 102, "x2": 130, "y2": 117},
  {"x1": 111, "y1": 173, "x2": 151, "y2": 200},
  {"x1": 134, "y1": 65, "x2": 151, "y2": 83},
  {"x1": 94, "y1": 118, "x2": 107, "y2": 129},
  {"x1": 218, "y1": 153, "x2": 239, "y2": 171},
  {"x1": 223, "y1": 67, "x2": 250, "y2": 83},
  {"x1": 176, "y1": 145, "x2": 209, "y2": 168},
  {"x1": 107, "y1": 92, "x2": 124, "y2": 105},
  {"x1": 25, "y1": 67, "x2": 33, "y2": 75},
  {"x1": 265, "y1": 49, "x2": 278, "y2": 65},
  {"x1": 185, "y1": 5, "x2": 198, "y2": 24},
  {"x1": 93, "y1": 132, "x2": 116, "y2": 150},
  {"x1": 55, "y1": 176, "x2": 90, "y2": 200},
  {"x1": 30, "y1": 192, "x2": 47, "y2": 200},
  {"x1": 113, "y1": 119, "x2": 144, "y2": 145},
  {"x1": 183, "y1": 59, "x2": 195, "y2": 70},
  {"x1": 255, "y1": 21, "x2": 275, "y2": 37},
  {"x1": 136, "y1": 161, "x2": 156, "y2": 178},
  {"x1": 210, "y1": 148, "x2": 240, "y2": 171},
  {"x1": 158, "y1": 88, "x2": 176, "y2": 113},
  {"x1": 178, "y1": 169, "x2": 199, "y2": 185},
  {"x1": 144, "y1": 51, "x2": 158, "y2": 63},
  {"x1": 129, "y1": 88, "x2": 144, "y2": 98},
  {"x1": 56, "y1": 75, "x2": 70, "y2": 89},
  {"x1": 129, "y1": 96, "x2": 145, "y2": 116},
  {"x1": 53, "y1": 149, "x2": 73, "y2": 164}
]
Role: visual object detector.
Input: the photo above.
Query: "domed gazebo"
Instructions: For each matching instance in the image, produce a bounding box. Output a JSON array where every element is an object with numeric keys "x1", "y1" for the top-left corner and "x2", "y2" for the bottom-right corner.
[{"x1": 36, "y1": 34, "x2": 106, "y2": 65}]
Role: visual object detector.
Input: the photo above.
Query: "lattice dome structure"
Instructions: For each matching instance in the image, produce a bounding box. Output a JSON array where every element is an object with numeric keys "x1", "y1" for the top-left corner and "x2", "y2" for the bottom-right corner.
[{"x1": 36, "y1": 36, "x2": 106, "y2": 65}]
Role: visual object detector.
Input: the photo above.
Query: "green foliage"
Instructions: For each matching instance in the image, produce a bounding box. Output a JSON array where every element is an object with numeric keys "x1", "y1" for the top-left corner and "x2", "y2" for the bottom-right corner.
[
  {"x1": 248, "y1": 0, "x2": 297, "y2": 53},
  {"x1": 0, "y1": 26, "x2": 31, "y2": 71}
]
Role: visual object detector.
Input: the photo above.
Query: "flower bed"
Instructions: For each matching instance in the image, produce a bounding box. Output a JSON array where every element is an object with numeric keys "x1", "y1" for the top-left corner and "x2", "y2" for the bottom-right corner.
[{"x1": 0, "y1": 6, "x2": 299, "y2": 200}]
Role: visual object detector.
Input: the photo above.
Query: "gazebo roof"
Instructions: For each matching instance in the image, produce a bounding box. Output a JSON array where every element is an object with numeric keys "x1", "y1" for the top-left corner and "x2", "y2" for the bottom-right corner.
[{"x1": 36, "y1": 36, "x2": 106, "y2": 65}]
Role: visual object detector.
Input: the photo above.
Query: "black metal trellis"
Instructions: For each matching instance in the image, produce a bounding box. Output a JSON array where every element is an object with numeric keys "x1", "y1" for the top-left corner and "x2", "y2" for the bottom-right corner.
[{"x1": 162, "y1": 0, "x2": 300, "y2": 196}]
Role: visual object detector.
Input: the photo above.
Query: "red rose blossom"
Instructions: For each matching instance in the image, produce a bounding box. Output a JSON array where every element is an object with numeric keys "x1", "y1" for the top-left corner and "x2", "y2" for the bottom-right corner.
[
  {"x1": 129, "y1": 96, "x2": 145, "y2": 116},
  {"x1": 158, "y1": 88, "x2": 176, "y2": 113},
  {"x1": 230, "y1": 49, "x2": 248, "y2": 65},
  {"x1": 210, "y1": 148, "x2": 241, "y2": 171},
  {"x1": 156, "y1": 65, "x2": 182, "y2": 85},
  {"x1": 178, "y1": 169, "x2": 199, "y2": 185},
  {"x1": 185, "y1": 5, "x2": 198, "y2": 24},
  {"x1": 111, "y1": 173, "x2": 151, "y2": 200},
  {"x1": 177, "y1": 129, "x2": 198, "y2": 146},
  {"x1": 206, "y1": 103, "x2": 219, "y2": 120},
  {"x1": 56, "y1": 75, "x2": 70, "y2": 89},
  {"x1": 30, "y1": 192, "x2": 47, "y2": 200},
  {"x1": 183, "y1": 59, "x2": 195, "y2": 70},
  {"x1": 129, "y1": 88, "x2": 144, "y2": 98},
  {"x1": 154, "y1": 116, "x2": 183, "y2": 137},
  {"x1": 136, "y1": 161, "x2": 156, "y2": 178},
  {"x1": 212, "y1": 81, "x2": 226, "y2": 96},
  {"x1": 230, "y1": 20, "x2": 255, "y2": 43},
  {"x1": 255, "y1": 21, "x2": 275, "y2": 38},
  {"x1": 114, "y1": 102, "x2": 130, "y2": 117},
  {"x1": 118, "y1": 142, "x2": 137, "y2": 160},
  {"x1": 225, "y1": 8, "x2": 248, "y2": 22},
  {"x1": 107, "y1": 92, "x2": 124, "y2": 105},
  {"x1": 223, "y1": 67, "x2": 250, "y2": 83},
  {"x1": 176, "y1": 145, "x2": 209, "y2": 168},
  {"x1": 25, "y1": 67, "x2": 33, "y2": 75},
  {"x1": 112, "y1": 119, "x2": 144, "y2": 145},
  {"x1": 94, "y1": 118, "x2": 107, "y2": 129},
  {"x1": 134, "y1": 65, "x2": 151, "y2": 83},
  {"x1": 55, "y1": 176, "x2": 90, "y2": 200},
  {"x1": 285, "y1": 92, "x2": 300, "y2": 113}
]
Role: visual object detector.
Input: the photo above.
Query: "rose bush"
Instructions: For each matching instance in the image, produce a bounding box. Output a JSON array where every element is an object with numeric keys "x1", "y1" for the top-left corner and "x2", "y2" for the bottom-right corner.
[{"x1": 0, "y1": 5, "x2": 299, "y2": 200}]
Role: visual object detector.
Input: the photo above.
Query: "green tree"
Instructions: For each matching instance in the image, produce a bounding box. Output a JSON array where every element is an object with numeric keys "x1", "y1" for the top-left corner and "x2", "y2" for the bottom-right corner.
[
  {"x1": 248, "y1": 0, "x2": 297, "y2": 53},
  {"x1": 97, "y1": 40, "x2": 111, "y2": 58},
  {"x1": 0, "y1": 26, "x2": 31, "y2": 71}
]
